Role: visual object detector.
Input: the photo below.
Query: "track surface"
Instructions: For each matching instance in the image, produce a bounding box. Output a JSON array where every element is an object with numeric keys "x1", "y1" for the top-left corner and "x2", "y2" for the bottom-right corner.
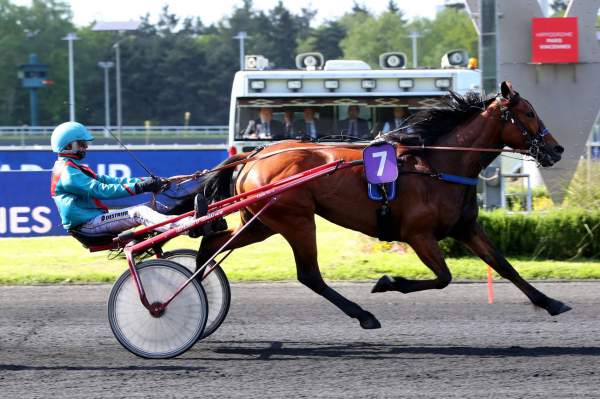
[{"x1": 1, "y1": 281, "x2": 599, "y2": 398}]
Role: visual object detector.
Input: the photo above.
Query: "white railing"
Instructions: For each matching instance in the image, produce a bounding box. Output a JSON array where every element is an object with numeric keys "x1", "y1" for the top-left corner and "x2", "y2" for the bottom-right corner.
[
  {"x1": 0, "y1": 125, "x2": 229, "y2": 146},
  {"x1": 0, "y1": 125, "x2": 228, "y2": 136}
]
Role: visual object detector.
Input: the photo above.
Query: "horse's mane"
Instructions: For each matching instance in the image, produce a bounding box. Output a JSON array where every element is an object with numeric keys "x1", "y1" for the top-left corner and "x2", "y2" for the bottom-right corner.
[{"x1": 384, "y1": 90, "x2": 496, "y2": 145}]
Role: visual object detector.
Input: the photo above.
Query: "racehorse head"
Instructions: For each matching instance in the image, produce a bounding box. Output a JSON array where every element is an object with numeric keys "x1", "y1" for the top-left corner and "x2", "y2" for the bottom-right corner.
[{"x1": 496, "y1": 81, "x2": 564, "y2": 167}]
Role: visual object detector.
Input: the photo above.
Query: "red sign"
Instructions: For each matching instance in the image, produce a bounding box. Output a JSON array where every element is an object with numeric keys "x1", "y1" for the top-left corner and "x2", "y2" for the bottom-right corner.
[{"x1": 531, "y1": 17, "x2": 578, "y2": 63}]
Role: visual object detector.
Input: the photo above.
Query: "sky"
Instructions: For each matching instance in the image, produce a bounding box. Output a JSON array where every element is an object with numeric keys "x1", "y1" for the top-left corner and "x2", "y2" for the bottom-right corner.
[{"x1": 13, "y1": 0, "x2": 452, "y2": 27}]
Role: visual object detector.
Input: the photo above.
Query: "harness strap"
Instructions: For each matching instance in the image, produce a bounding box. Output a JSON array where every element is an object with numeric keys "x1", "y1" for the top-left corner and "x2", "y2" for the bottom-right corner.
[
  {"x1": 398, "y1": 170, "x2": 478, "y2": 187},
  {"x1": 437, "y1": 173, "x2": 479, "y2": 186}
]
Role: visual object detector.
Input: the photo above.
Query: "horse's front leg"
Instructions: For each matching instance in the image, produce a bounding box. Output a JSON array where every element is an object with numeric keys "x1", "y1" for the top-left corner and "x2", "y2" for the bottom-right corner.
[
  {"x1": 372, "y1": 234, "x2": 452, "y2": 294},
  {"x1": 457, "y1": 222, "x2": 571, "y2": 316}
]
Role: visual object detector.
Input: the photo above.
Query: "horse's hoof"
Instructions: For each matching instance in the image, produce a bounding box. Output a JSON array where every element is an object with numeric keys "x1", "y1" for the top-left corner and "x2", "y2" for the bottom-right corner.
[
  {"x1": 546, "y1": 299, "x2": 572, "y2": 316},
  {"x1": 358, "y1": 312, "x2": 381, "y2": 329},
  {"x1": 371, "y1": 275, "x2": 394, "y2": 293}
]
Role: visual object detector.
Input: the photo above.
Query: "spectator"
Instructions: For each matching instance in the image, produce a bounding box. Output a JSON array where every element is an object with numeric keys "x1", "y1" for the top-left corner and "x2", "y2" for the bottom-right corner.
[
  {"x1": 243, "y1": 107, "x2": 285, "y2": 139},
  {"x1": 382, "y1": 106, "x2": 409, "y2": 133},
  {"x1": 294, "y1": 107, "x2": 327, "y2": 139},
  {"x1": 283, "y1": 109, "x2": 296, "y2": 138},
  {"x1": 339, "y1": 105, "x2": 370, "y2": 138}
]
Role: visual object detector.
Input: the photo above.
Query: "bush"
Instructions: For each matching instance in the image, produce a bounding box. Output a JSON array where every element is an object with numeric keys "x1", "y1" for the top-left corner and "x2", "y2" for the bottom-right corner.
[
  {"x1": 440, "y1": 208, "x2": 600, "y2": 259},
  {"x1": 564, "y1": 161, "x2": 600, "y2": 210}
]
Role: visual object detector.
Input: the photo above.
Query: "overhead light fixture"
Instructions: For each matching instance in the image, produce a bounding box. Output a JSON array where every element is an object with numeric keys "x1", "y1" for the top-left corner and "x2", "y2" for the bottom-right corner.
[
  {"x1": 398, "y1": 79, "x2": 414, "y2": 91},
  {"x1": 287, "y1": 80, "x2": 302, "y2": 91},
  {"x1": 379, "y1": 52, "x2": 407, "y2": 69},
  {"x1": 434, "y1": 78, "x2": 451, "y2": 90},
  {"x1": 441, "y1": 49, "x2": 469, "y2": 68},
  {"x1": 249, "y1": 79, "x2": 266, "y2": 91},
  {"x1": 244, "y1": 55, "x2": 269, "y2": 70},
  {"x1": 295, "y1": 52, "x2": 325, "y2": 70},
  {"x1": 361, "y1": 79, "x2": 376, "y2": 91},
  {"x1": 324, "y1": 79, "x2": 339, "y2": 91}
]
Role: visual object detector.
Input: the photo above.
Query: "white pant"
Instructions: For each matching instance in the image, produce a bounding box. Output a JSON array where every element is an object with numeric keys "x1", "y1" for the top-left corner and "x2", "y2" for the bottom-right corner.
[{"x1": 77, "y1": 205, "x2": 193, "y2": 236}]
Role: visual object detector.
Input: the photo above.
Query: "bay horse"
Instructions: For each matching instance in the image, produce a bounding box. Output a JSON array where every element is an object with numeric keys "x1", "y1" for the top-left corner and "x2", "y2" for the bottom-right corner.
[{"x1": 193, "y1": 81, "x2": 568, "y2": 329}]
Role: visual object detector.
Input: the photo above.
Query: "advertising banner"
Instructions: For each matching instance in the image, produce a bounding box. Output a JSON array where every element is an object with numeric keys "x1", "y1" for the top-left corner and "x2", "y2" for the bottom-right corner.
[
  {"x1": 0, "y1": 148, "x2": 227, "y2": 237},
  {"x1": 531, "y1": 17, "x2": 578, "y2": 63}
]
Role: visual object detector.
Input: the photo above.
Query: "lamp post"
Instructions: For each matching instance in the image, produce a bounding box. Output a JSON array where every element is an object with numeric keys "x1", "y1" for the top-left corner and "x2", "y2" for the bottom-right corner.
[
  {"x1": 233, "y1": 31, "x2": 250, "y2": 70},
  {"x1": 92, "y1": 21, "x2": 139, "y2": 138},
  {"x1": 98, "y1": 61, "x2": 114, "y2": 131},
  {"x1": 62, "y1": 32, "x2": 79, "y2": 121},
  {"x1": 408, "y1": 31, "x2": 420, "y2": 68},
  {"x1": 113, "y1": 41, "x2": 123, "y2": 137}
]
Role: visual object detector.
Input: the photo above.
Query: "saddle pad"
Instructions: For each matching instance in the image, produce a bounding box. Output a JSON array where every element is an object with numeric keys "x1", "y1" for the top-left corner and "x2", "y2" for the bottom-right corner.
[
  {"x1": 368, "y1": 182, "x2": 397, "y2": 201},
  {"x1": 363, "y1": 142, "x2": 398, "y2": 184}
]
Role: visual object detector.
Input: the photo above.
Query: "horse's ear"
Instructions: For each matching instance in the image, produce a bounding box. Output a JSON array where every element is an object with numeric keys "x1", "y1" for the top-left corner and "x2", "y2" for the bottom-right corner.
[{"x1": 500, "y1": 81, "x2": 515, "y2": 99}]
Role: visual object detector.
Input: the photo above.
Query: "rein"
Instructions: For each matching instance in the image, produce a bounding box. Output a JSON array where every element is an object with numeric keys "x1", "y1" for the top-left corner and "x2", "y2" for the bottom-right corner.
[
  {"x1": 394, "y1": 144, "x2": 529, "y2": 154},
  {"x1": 167, "y1": 145, "x2": 341, "y2": 184},
  {"x1": 167, "y1": 142, "x2": 529, "y2": 185}
]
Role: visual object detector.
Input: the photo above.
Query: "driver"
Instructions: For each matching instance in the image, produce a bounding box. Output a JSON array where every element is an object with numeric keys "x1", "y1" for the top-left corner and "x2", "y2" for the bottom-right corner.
[{"x1": 50, "y1": 121, "x2": 195, "y2": 236}]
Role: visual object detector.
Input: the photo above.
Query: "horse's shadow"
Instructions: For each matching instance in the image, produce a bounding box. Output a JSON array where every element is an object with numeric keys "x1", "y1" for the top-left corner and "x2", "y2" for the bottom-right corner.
[{"x1": 196, "y1": 341, "x2": 600, "y2": 361}]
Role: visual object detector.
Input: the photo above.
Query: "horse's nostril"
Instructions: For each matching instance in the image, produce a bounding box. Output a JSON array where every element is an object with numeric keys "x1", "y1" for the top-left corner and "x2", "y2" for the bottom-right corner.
[{"x1": 555, "y1": 145, "x2": 564, "y2": 154}]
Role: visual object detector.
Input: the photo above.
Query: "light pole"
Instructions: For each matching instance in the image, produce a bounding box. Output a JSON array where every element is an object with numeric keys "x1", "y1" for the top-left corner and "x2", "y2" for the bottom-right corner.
[
  {"x1": 113, "y1": 41, "x2": 123, "y2": 137},
  {"x1": 408, "y1": 31, "x2": 420, "y2": 68},
  {"x1": 233, "y1": 31, "x2": 250, "y2": 70},
  {"x1": 92, "y1": 21, "x2": 139, "y2": 138},
  {"x1": 62, "y1": 32, "x2": 79, "y2": 121},
  {"x1": 98, "y1": 61, "x2": 114, "y2": 131}
]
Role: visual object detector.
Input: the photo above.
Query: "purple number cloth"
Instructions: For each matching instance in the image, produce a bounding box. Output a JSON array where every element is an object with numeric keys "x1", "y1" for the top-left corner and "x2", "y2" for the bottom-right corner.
[{"x1": 363, "y1": 143, "x2": 398, "y2": 184}]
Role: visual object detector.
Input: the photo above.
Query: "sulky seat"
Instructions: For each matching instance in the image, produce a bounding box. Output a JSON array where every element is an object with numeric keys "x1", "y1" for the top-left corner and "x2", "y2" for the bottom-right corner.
[{"x1": 69, "y1": 229, "x2": 118, "y2": 249}]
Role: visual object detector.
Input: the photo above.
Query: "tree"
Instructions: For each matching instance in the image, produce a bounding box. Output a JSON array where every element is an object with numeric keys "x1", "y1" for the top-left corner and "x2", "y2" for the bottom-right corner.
[
  {"x1": 340, "y1": 10, "x2": 409, "y2": 66},
  {"x1": 0, "y1": 0, "x2": 74, "y2": 125},
  {"x1": 414, "y1": 8, "x2": 478, "y2": 67},
  {"x1": 297, "y1": 20, "x2": 346, "y2": 61},
  {"x1": 550, "y1": 0, "x2": 568, "y2": 16},
  {"x1": 0, "y1": 0, "x2": 483, "y2": 127}
]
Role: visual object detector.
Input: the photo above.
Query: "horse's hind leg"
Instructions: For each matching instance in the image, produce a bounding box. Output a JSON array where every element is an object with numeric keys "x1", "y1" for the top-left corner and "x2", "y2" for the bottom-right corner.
[
  {"x1": 458, "y1": 222, "x2": 571, "y2": 316},
  {"x1": 372, "y1": 234, "x2": 452, "y2": 294},
  {"x1": 196, "y1": 217, "x2": 275, "y2": 269},
  {"x1": 270, "y1": 214, "x2": 381, "y2": 329}
]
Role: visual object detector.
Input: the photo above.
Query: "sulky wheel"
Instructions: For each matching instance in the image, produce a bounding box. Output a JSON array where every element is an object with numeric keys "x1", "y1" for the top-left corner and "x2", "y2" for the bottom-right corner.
[
  {"x1": 108, "y1": 259, "x2": 208, "y2": 359},
  {"x1": 163, "y1": 249, "x2": 231, "y2": 339}
]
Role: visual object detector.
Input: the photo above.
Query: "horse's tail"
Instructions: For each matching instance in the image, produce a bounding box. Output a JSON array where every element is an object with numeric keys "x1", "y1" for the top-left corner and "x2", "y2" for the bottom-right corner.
[{"x1": 203, "y1": 152, "x2": 249, "y2": 201}]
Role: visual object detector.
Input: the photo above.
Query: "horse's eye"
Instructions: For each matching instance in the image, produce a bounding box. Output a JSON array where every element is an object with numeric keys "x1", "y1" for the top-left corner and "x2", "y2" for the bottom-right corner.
[{"x1": 526, "y1": 111, "x2": 535, "y2": 118}]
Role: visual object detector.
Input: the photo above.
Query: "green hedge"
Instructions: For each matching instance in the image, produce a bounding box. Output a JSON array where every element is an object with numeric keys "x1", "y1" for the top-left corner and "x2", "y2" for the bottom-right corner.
[{"x1": 440, "y1": 209, "x2": 600, "y2": 259}]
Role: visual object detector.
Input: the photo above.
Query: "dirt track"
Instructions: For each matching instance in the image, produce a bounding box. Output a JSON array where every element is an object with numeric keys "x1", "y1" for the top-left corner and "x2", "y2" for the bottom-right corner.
[{"x1": 1, "y1": 281, "x2": 599, "y2": 398}]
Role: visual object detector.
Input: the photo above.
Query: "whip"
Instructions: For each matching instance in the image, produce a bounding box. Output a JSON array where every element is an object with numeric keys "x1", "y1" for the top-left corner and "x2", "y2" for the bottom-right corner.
[{"x1": 103, "y1": 128, "x2": 157, "y2": 179}]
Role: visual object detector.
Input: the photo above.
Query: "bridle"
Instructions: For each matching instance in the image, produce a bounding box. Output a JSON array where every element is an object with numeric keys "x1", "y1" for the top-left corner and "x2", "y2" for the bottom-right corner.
[{"x1": 497, "y1": 92, "x2": 549, "y2": 161}]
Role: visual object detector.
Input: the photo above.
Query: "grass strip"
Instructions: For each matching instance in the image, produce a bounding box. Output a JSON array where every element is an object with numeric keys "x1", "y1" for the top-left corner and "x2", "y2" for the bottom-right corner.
[{"x1": 1, "y1": 217, "x2": 599, "y2": 284}]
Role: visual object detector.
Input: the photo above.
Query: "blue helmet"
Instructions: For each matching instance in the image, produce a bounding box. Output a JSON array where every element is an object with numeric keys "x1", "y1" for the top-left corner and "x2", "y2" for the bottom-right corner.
[{"x1": 51, "y1": 122, "x2": 95, "y2": 153}]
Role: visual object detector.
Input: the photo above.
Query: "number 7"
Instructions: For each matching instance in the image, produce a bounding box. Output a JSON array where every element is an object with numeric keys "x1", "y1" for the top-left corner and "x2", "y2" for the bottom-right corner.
[{"x1": 372, "y1": 151, "x2": 387, "y2": 176}]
